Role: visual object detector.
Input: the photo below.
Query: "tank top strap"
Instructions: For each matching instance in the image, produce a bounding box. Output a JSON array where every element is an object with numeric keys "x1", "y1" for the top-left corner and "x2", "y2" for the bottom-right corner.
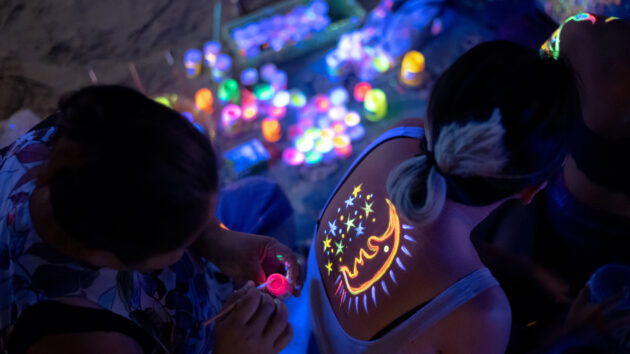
[
  {"x1": 317, "y1": 126, "x2": 424, "y2": 223},
  {"x1": 379, "y1": 268, "x2": 499, "y2": 345}
]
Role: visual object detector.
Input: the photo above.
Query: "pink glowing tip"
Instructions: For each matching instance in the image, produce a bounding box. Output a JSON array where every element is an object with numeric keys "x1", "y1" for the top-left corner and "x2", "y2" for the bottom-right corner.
[{"x1": 264, "y1": 273, "x2": 290, "y2": 297}]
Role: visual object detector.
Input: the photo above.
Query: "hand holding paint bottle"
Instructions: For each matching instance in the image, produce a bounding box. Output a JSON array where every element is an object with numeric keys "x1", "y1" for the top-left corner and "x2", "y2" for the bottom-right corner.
[{"x1": 213, "y1": 281, "x2": 293, "y2": 354}]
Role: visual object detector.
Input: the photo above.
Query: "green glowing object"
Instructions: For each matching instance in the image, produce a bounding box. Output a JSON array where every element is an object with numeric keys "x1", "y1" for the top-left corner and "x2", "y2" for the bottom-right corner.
[
  {"x1": 218, "y1": 79, "x2": 240, "y2": 103},
  {"x1": 373, "y1": 56, "x2": 390, "y2": 73},
  {"x1": 254, "y1": 83, "x2": 274, "y2": 101},
  {"x1": 154, "y1": 96, "x2": 172, "y2": 108},
  {"x1": 305, "y1": 151, "x2": 323, "y2": 165}
]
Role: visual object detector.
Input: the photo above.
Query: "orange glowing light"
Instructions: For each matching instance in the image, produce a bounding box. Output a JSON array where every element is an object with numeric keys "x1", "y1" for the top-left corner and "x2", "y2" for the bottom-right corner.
[
  {"x1": 262, "y1": 118, "x2": 282, "y2": 142},
  {"x1": 339, "y1": 199, "x2": 400, "y2": 295},
  {"x1": 195, "y1": 88, "x2": 214, "y2": 114}
]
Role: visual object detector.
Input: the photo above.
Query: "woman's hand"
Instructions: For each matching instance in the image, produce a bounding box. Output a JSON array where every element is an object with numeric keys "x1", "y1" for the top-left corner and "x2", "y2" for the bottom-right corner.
[
  {"x1": 213, "y1": 282, "x2": 293, "y2": 354},
  {"x1": 191, "y1": 221, "x2": 304, "y2": 296}
]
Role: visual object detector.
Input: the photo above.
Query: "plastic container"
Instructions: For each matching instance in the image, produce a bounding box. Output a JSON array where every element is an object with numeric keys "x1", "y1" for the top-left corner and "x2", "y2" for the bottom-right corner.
[{"x1": 223, "y1": 0, "x2": 366, "y2": 67}]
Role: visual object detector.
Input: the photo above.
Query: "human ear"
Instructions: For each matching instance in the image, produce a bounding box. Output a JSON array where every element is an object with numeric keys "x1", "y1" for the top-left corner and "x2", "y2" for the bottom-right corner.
[{"x1": 519, "y1": 181, "x2": 548, "y2": 205}]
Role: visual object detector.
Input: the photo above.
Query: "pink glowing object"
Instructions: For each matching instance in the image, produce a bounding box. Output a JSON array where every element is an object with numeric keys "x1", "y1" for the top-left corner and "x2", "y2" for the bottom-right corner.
[
  {"x1": 353, "y1": 82, "x2": 372, "y2": 102},
  {"x1": 264, "y1": 273, "x2": 291, "y2": 297},
  {"x1": 314, "y1": 95, "x2": 331, "y2": 113},
  {"x1": 282, "y1": 148, "x2": 305, "y2": 166}
]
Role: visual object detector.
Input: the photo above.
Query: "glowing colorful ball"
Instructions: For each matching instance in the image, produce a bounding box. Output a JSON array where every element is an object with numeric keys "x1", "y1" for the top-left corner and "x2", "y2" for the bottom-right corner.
[
  {"x1": 333, "y1": 135, "x2": 352, "y2": 157},
  {"x1": 328, "y1": 106, "x2": 347, "y2": 121}
]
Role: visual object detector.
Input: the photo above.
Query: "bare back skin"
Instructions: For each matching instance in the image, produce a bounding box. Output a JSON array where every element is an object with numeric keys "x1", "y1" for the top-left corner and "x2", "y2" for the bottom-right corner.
[{"x1": 314, "y1": 120, "x2": 511, "y2": 352}]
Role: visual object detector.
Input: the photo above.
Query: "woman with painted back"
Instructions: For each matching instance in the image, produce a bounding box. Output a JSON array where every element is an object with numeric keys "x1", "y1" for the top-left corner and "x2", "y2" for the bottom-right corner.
[{"x1": 305, "y1": 40, "x2": 580, "y2": 353}]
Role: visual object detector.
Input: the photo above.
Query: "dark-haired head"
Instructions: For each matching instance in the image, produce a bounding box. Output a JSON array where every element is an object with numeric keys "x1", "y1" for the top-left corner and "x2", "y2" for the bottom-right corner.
[
  {"x1": 40, "y1": 85, "x2": 218, "y2": 264},
  {"x1": 388, "y1": 40, "x2": 580, "y2": 223}
]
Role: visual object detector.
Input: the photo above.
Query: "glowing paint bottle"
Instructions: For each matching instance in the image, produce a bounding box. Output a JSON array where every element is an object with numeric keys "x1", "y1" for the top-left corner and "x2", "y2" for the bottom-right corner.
[
  {"x1": 240, "y1": 68, "x2": 259, "y2": 86},
  {"x1": 242, "y1": 103, "x2": 258, "y2": 121},
  {"x1": 263, "y1": 273, "x2": 291, "y2": 298},
  {"x1": 262, "y1": 118, "x2": 282, "y2": 143},
  {"x1": 315, "y1": 138, "x2": 334, "y2": 154},
  {"x1": 303, "y1": 127, "x2": 321, "y2": 142},
  {"x1": 364, "y1": 89, "x2": 387, "y2": 122},
  {"x1": 328, "y1": 106, "x2": 347, "y2": 122},
  {"x1": 218, "y1": 79, "x2": 240, "y2": 104},
  {"x1": 282, "y1": 148, "x2": 305, "y2": 166},
  {"x1": 221, "y1": 104, "x2": 242, "y2": 133},
  {"x1": 305, "y1": 151, "x2": 323, "y2": 165},
  {"x1": 269, "y1": 106, "x2": 287, "y2": 119},
  {"x1": 203, "y1": 41, "x2": 221, "y2": 67},
  {"x1": 400, "y1": 51, "x2": 425, "y2": 87},
  {"x1": 254, "y1": 83, "x2": 275, "y2": 101},
  {"x1": 195, "y1": 88, "x2": 214, "y2": 114},
  {"x1": 272, "y1": 90, "x2": 291, "y2": 108},
  {"x1": 289, "y1": 89, "x2": 307, "y2": 108},
  {"x1": 353, "y1": 82, "x2": 372, "y2": 102},
  {"x1": 331, "y1": 122, "x2": 346, "y2": 135},
  {"x1": 314, "y1": 95, "x2": 331, "y2": 113},
  {"x1": 345, "y1": 111, "x2": 361, "y2": 127},
  {"x1": 333, "y1": 135, "x2": 352, "y2": 157},
  {"x1": 212, "y1": 54, "x2": 232, "y2": 82},
  {"x1": 184, "y1": 49, "x2": 203, "y2": 78},
  {"x1": 329, "y1": 87, "x2": 349, "y2": 106},
  {"x1": 295, "y1": 136, "x2": 315, "y2": 152}
]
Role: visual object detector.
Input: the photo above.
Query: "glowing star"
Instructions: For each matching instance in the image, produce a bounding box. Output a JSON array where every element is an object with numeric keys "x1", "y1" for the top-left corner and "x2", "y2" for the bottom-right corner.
[
  {"x1": 323, "y1": 236, "x2": 332, "y2": 252},
  {"x1": 344, "y1": 195, "x2": 355, "y2": 208},
  {"x1": 344, "y1": 215, "x2": 356, "y2": 233},
  {"x1": 335, "y1": 240, "x2": 345, "y2": 255},
  {"x1": 328, "y1": 220, "x2": 338, "y2": 236},
  {"x1": 362, "y1": 201, "x2": 374, "y2": 218},
  {"x1": 354, "y1": 222, "x2": 365, "y2": 237},
  {"x1": 352, "y1": 184, "x2": 363, "y2": 198},
  {"x1": 325, "y1": 260, "x2": 333, "y2": 276},
  {"x1": 339, "y1": 199, "x2": 400, "y2": 295}
]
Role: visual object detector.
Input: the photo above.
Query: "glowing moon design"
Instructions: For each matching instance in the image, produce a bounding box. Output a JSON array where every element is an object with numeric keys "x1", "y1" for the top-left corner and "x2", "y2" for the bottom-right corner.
[{"x1": 338, "y1": 199, "x2": 400, "y2": 295}]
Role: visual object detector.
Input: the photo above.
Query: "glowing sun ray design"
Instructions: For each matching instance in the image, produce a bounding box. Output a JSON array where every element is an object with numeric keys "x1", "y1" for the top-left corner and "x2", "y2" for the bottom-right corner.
[{"x1": 339, "y1": 199, "x2": 400, "y2": 295}]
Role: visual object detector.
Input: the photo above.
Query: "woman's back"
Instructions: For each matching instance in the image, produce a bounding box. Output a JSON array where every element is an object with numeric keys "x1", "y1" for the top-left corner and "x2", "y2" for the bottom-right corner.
[{"x1": 309, "y1": 124, "x2": 510, "y2": 353}]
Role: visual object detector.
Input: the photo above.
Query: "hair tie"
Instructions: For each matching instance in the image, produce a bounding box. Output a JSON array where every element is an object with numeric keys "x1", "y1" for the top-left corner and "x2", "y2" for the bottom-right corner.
[{"x1": 420, "y1": 137, "x2": 445, "y2": 176}]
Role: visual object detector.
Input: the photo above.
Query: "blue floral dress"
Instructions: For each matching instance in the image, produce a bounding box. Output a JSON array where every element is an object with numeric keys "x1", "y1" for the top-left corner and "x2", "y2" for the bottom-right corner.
[{"x1": 0, "y1": 126, "x2": 233, "y2": 353}]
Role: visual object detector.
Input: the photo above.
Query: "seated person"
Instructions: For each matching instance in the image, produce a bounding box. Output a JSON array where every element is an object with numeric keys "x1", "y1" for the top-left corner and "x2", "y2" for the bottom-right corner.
[
  {"x1": 0, "y1": 86, "x2": 301, "y2": 354},
  {"x1": 537, "y1": 13, "x2": 630, "y2": 290},
  {"x1": 306, "y1": 41, "x2": 580, "y2": 353}
]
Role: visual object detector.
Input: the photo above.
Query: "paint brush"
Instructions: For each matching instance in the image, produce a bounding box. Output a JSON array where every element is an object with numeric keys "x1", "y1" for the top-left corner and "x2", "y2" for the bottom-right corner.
[{"x1": 202, "y1": 281, "x2": 271, "y2": 327}]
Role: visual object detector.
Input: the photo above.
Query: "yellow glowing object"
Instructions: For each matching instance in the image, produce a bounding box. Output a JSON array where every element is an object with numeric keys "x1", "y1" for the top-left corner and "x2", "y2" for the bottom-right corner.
[
  {"x1": 400, "y1": 51, "x2": 425, "y2": 87},
  {"x1": 339, "y1": 199, "x2": 400, "y2": 295},
  {"x1": 262, "y1": 118, "x2": 282, "y2": 143}
]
